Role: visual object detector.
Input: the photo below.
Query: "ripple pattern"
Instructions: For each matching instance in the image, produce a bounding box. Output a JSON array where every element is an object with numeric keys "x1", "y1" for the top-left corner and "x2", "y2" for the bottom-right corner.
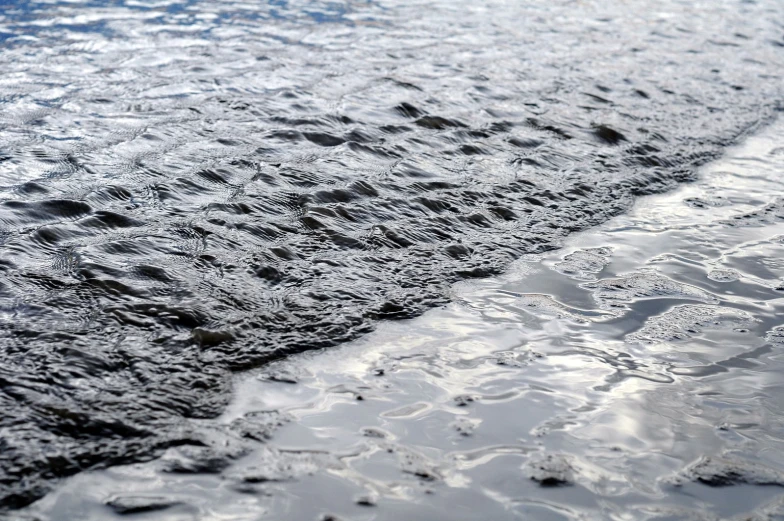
[{"x1": 0, "y1": 0, "x2": 783, "y2": 509}]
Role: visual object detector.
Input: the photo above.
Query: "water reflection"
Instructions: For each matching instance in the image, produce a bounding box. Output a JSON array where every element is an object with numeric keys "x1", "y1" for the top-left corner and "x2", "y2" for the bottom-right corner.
[
  {"x1": 2, "y1": 0, "x2": 784, "y2": 511},
  {"x1": 24, "y1": 118, "x2": 784, "y2": 520},
  {"x1": 0, "y1": 0, "x2": 369, "y2": 43}
]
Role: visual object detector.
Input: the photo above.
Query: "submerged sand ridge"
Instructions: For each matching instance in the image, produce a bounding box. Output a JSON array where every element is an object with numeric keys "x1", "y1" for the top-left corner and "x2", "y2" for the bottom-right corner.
[{"x1": 21, "y1": 120, "x2": 784, "y2": 519}]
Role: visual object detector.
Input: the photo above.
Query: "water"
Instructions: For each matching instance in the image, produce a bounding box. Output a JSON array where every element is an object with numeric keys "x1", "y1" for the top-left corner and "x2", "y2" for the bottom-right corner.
[
  {"x1": 15, "y1": 105, "x2": 784, "y2": 521},
  {"x1": 21, "y1": 114, "x2": 784, "y2": 521},
  {"x1": 1, "y1": 0, "x2": 784, "y2": 514}
]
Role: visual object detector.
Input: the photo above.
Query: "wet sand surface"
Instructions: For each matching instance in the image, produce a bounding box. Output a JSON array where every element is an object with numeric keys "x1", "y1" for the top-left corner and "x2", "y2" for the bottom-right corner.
[{"x1": 21, "y1": 117, "x2": 784, "y2": 520}]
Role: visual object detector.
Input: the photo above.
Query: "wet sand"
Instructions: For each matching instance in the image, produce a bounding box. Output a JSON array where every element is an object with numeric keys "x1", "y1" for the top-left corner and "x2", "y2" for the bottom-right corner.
[{"x1": 21, "y1": 118, "x2": 784, "y2": 520}]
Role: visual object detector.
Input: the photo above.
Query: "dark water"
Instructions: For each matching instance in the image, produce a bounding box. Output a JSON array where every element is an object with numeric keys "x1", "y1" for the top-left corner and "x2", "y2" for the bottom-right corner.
[{"x1": 0, "y1": 0, "x2": 783, "y2": 512}]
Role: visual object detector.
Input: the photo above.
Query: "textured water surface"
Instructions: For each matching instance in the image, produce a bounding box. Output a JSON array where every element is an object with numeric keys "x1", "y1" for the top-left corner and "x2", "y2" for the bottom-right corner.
[
  {"x1": 24, "y1": 116, "x2": 784, "y2": 521},
  {"x1": 1, "y1": 0, "x2": 784, "y2": 511}
]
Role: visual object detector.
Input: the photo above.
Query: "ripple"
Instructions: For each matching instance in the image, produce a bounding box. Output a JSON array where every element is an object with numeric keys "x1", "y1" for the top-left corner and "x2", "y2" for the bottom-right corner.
[
  {"x1": 20, "y1": 118, "x2": 784, "y2": 520},
  {"x1": 1, "y1": 0, "x2": 784, "y2": 512}
]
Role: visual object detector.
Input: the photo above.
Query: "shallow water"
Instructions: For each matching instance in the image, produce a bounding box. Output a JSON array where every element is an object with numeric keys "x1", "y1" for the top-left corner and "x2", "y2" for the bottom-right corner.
[
  {"x1": 20, "y1": 111, "x2": 784, "y2": 520},
  {"x1": 2, "y1": 0, "x2": 784, "y2": 512}
]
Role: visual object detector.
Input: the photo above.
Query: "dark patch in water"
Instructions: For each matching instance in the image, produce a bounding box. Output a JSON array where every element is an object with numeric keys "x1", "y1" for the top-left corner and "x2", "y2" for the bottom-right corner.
[
  {"x1": 105, "y1": 496, "x2": 181, "y2": 515},
  {"x1": 673, "y1": 456, "x2": 784, "y2": 488},
  {"x1": 593, "y1": 124, "x2": 628, "y2": 145},
  {"x1": 527, "y1": 454, "x2": 575, "y2": 487}
]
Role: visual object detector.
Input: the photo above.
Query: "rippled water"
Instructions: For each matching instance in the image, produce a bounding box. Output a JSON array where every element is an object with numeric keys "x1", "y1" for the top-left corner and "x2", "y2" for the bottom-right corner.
[
  {"x1": 23, "y1": 116, "x2": 784, "y2": 521},
  {"x1": 1, "y1": 0, "x2": 784, "y2": 512}
]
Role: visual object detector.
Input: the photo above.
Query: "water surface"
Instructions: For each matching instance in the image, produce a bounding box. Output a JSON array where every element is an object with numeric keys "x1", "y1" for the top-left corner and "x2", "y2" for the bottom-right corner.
[
  {"x1": 24, "y1": 109, "x2": 784, "y2": 521},
  {"x1": 1, "y1": 0, "x2": 784, "y2": 511}
]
